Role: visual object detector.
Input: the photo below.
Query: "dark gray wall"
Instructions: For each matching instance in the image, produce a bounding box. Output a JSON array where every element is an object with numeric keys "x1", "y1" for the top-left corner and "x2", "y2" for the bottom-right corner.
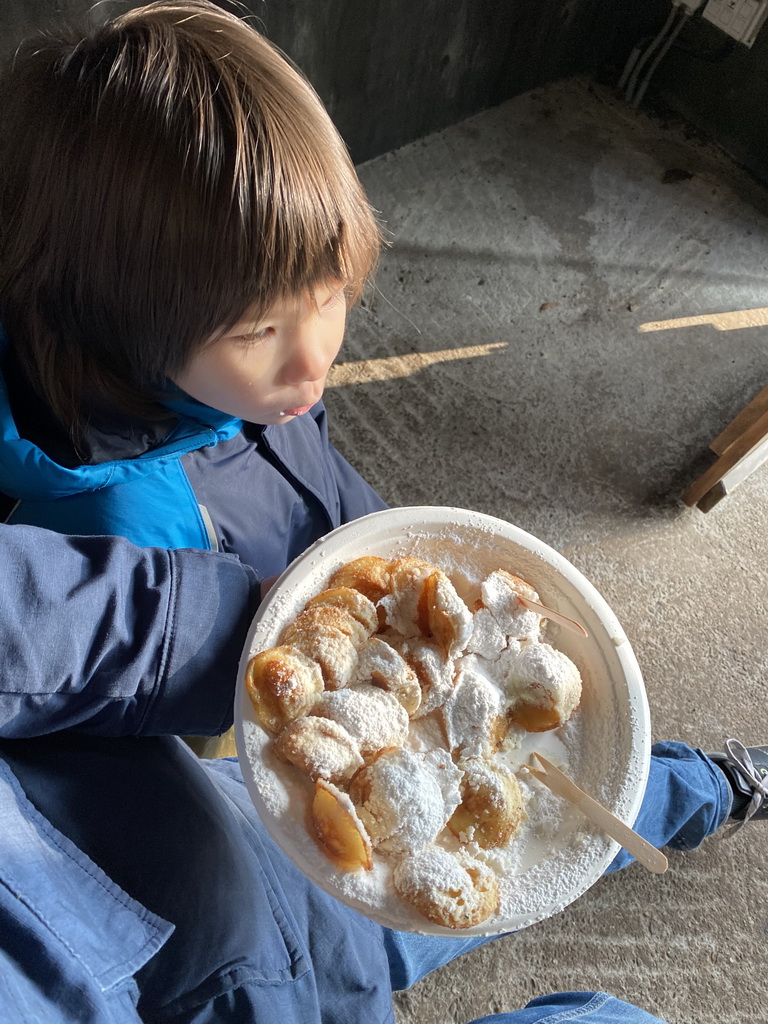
[
  {"x1": 0, "y1": 0, "x2": 94, "y2": 56},
  {"x1": 648, "y1": 15, "x2": 768, "y2": 188},
  {"x1": 258, "y1": 0, "x2": 671, "y2": 162},
  {"x1": 2, "y1": 0, "x2": 670, "y2": 163}
]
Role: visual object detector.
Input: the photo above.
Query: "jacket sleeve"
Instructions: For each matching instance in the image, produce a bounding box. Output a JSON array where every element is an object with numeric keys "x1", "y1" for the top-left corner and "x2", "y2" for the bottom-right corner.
[
  {"x1": 0, "y1": 525, "x2": 260, "y2": 738},
  {"x1": 310, "y1": 401, "x2": 389, "y2": 521}
]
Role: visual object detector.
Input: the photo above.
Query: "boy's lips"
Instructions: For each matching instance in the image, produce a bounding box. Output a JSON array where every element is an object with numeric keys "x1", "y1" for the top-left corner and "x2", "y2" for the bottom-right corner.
[
  {"x1": 279, "y1": 403, "x2": 313, "y2": 417},
  {"x1": 278, "y1": 388, "x2": 323, "y2": 417}
]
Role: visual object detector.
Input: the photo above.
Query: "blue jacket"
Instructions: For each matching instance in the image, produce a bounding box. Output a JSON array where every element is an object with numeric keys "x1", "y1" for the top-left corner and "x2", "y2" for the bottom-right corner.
[
  {"x1": 0, "y1": 525, "x2": 395, "y2": 1023},
  {"x1": 0, "y1": 339, "x2": 386, "y2": 579}
]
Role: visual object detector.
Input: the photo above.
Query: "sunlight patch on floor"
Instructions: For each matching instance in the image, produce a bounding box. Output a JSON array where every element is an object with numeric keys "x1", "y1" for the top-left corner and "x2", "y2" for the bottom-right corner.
[
  {"x1": 639, "y1": 307, "x2": 768, "y2": 333},
  {"x1": 327, "y1": 342, "x2": 507, "y2": 387}
]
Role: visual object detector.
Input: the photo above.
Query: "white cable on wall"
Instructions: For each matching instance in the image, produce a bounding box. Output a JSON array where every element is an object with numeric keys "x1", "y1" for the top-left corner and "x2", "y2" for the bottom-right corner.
[
  {"x1": 622, "y1": 5, "x2": 679, "y2": 102},
  {"x1": 632, "y1": 6, "x2": 691, "y2": 107}
]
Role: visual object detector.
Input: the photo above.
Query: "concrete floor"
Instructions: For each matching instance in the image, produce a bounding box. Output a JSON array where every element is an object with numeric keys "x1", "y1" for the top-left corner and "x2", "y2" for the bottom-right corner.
[{"x1": 319, "y1": 76, "x2": 768, "y2": 1024}]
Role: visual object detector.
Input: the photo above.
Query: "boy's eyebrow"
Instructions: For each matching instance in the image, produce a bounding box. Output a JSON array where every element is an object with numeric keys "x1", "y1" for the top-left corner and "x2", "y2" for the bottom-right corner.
[
  {"x1": 226, "y1": 320, "x2": 262, "y2": 335},
  {"x1": 222, "y1": 284, "x2": 342, "y2": 337},
  {"x1": 225, "y1": 306, "x2": 288, "y2": 334}
]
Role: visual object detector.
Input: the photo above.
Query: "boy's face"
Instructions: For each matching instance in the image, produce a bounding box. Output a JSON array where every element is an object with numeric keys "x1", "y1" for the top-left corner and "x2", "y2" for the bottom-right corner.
[{"x1": 173, "y1": 280, "x2": 347, "y2": 424}]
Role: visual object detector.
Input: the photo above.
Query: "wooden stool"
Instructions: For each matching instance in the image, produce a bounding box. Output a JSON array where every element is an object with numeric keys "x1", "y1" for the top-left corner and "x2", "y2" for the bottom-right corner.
[
  {"x1": 682, "y1": 383, "x2": 768, "y2": 511},
  {"x1": 183, "y1": 727, "x2": 238, "y2": 759}
]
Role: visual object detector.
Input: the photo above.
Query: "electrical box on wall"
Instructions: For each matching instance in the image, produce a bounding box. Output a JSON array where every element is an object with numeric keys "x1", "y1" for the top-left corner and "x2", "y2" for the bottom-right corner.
[{"x1": 702, "y1": 0, "x2": 768, "y2": 45}]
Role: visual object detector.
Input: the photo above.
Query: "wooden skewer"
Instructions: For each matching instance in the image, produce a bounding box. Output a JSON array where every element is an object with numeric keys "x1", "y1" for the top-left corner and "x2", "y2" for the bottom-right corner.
[
  {"x1": 517, "y1": 596, "x2": 589, "y2": 638},
  {"x1": 525, "y1": 753, "x2": 667, "y2": 875}
]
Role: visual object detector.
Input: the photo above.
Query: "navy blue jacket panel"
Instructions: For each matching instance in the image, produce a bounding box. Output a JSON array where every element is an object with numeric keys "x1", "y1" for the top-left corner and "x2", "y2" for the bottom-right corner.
[{"x1": 181, "y1": 403, "x2": 387, "y2": 580}]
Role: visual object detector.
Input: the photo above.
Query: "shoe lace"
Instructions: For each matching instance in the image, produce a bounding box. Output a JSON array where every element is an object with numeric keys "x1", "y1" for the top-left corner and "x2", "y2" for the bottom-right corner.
[{"x1": 723, "y1": 738, "x2": 768, "y2": 833}]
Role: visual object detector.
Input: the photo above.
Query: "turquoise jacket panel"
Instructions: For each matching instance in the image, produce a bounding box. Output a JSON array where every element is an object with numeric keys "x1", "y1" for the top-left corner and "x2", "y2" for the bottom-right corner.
[{"x1": 0, "y1": 366, "x2": 242, "y2": 549}]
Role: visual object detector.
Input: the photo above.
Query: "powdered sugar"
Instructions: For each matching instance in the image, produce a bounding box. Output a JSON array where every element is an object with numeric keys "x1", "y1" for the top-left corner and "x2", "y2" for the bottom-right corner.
[
  {"x1": 479, "y1": 570, "x2": 543, "y2": 642},
  {"x1": 465, "y1": 607, "x2": 510, "y2": 660},
  {"x1": 354, "y1": 636, "x2": 421, "y2": 715},
  {"x1": 274, "y1": 716, "x2": 363, "y2": 784},
  {"x1": 379, "y1": 558, "x2": 433, "y2": 636},
  {"x1": 428, "y1": 571, "x2": 474, "y2": 654},
  {"x1": 392, "y1": 846, "x2": 499, "y2": 929},
  {"x1": 309, "y1": 685, "x2": 409, "y2": 756},
  {"x1": 441, "y1": 665, "x2": 503, "y2": 758},
  {"x1": 351, "y1": 748, "x2": 462, "y2": 855},
  {"x1": 503, "y1": 641, "x2": 583, "y2": 724},
  {"x1": 396, "y1": 637, "x2": 456, "y2": 717}
]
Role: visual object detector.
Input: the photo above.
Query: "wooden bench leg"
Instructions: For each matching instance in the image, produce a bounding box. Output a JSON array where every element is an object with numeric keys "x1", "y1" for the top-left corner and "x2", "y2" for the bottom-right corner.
[{"x1": 682, "y1": 387, "x2": 768, "y2": 510}]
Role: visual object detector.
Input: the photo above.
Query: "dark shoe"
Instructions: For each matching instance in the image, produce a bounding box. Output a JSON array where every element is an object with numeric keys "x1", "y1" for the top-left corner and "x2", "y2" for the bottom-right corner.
[{"x1": 709, "y1": 739, "x2": 768, "y2": 828}]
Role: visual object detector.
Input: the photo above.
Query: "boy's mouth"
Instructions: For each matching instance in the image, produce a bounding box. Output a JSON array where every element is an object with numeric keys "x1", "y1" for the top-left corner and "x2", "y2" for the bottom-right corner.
[{"x1": 278, "y1": 404, "x2": 313, "y2": 417}]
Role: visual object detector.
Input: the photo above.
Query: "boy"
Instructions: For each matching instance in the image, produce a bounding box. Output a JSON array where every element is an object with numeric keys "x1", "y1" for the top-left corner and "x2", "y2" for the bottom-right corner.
[{"x1": 0, "y1": 0, "x2": 385, "y2": 580}]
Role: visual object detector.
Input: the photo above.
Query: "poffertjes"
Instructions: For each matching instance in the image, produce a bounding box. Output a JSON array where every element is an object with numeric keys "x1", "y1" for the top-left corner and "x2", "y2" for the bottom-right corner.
[{"x1": 245, "y1": 553, "x2": 583, "y2": 929}]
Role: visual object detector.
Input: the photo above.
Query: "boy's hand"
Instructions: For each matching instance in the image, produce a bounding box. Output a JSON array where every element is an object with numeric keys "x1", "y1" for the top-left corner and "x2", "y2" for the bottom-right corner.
[{"x1": 260, "y1": 575, "x2": 280, "y2": 601}]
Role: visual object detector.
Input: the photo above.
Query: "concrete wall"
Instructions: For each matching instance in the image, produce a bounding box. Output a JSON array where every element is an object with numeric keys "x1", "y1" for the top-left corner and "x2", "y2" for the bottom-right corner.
[
  {"x1": 258, "y1": 0, "x2": 671, "y2": 162},
  {"x1": 2, "y1": 0, "x2": 670, "y2": 163},
  {"x1": 647, "y1": 14, "x2": 768, "y2": 188}
]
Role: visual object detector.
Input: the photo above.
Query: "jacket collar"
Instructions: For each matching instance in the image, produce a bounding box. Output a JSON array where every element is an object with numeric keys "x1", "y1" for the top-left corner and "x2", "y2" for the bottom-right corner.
[{"x1": 0, "y1": 328, "x2": 243, "y2": 499}]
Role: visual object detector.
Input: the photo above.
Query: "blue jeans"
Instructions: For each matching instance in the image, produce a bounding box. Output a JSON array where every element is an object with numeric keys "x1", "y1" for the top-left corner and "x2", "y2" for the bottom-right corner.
[
  {"x1": 470, "y1": 992, "x2": 667, "y2": 1022},
  {"x1": 381, "y1": 742, "x2": 731, "y2": 1023}
]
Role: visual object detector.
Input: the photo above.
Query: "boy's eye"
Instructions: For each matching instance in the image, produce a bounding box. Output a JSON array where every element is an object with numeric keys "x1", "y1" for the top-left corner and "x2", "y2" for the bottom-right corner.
[
  {"x1": 234, "y1": 326, "x2": 275, "y2": 345},
  {"x1": 322, "y1": 287, "x2": 346, "y2": 310}
]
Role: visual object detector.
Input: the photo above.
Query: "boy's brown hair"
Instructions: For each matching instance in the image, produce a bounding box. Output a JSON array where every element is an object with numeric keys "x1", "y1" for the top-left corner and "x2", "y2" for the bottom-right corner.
[{"x1": 0, "y1": 0, "x2": 381, "y2": 435}]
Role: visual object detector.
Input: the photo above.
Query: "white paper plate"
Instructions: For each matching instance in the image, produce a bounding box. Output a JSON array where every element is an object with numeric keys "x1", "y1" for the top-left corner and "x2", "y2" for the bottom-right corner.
[{"x1": 235, "y1": 506, "x2": 650, "y2": 936}]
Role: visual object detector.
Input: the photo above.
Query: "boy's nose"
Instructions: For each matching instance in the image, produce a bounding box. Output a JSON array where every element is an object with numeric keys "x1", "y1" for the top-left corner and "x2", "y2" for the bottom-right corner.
[{"x1": 282, "y1": 332, "x2": 332, "y2": 385}]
